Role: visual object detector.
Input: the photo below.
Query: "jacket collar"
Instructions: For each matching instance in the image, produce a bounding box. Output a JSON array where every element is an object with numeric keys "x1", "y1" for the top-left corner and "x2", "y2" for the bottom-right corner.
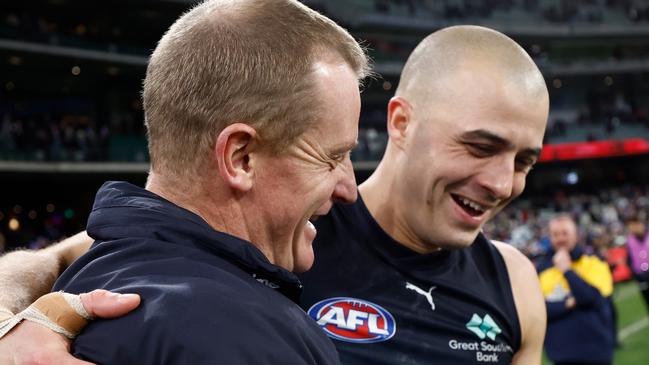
[{"x1": 87, "y1": 181, "x2": 303, "y2": 302}]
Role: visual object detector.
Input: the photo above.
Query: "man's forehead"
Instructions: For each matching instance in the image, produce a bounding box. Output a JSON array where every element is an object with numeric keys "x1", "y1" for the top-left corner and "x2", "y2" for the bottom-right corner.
[{"x1": 550, "y1": 218, "x2": 576, "y2": 230}]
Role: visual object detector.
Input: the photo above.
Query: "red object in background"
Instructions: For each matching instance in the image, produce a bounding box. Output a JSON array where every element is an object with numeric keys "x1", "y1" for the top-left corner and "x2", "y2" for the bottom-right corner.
[
  {"x1": 539, "y1": 139, "x2": 649, "y2": 162},
  {"x1": 606, "y1": 246, "x2": 633, "y2": 283}
]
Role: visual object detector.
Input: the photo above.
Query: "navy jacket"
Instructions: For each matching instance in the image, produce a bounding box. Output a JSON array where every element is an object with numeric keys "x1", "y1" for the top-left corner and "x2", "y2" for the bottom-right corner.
[
  {"x1": 53, "y1": 181, "x2": 340, "y2": 365},
  {"x1": 537, "y1": 246, "x2": 614, "y2": 363}
]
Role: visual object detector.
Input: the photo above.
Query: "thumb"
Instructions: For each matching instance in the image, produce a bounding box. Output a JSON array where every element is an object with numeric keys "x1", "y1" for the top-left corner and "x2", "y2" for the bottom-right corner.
[{"x1": 79, "y1": 289, "x2": 141, "y2": 318}]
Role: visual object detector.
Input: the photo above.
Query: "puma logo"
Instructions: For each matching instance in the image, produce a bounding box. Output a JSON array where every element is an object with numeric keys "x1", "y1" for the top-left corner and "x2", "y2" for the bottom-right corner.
[{"x1": 406, "y1": 282, "x2": 436, "y2": 311}]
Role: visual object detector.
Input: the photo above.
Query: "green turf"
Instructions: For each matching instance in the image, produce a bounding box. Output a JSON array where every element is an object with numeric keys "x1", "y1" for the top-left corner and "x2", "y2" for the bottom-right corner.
[
  {"x1": 614, "y1": 281, "x2": 649, "y2": 365},
  {"x1": 542, "y1": 281, "x2": 649, "y2": 365}
]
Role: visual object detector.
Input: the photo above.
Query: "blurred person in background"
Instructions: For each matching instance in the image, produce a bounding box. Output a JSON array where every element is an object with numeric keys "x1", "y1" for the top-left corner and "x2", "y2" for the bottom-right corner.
[
  {"x1": 626, "y1": 214, "x2": 649, "y2": 311},
  {"x1": 538, "y1": 214, "x2": 615, "y2": 365}
]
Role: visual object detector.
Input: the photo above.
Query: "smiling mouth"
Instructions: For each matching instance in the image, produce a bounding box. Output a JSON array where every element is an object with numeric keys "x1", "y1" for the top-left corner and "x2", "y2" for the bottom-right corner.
[{"x1": 451, "y1": 194, "x2": 487, "y2": 217}]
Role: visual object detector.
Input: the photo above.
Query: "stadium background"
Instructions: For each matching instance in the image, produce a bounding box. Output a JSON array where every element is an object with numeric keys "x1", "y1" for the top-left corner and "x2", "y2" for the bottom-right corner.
[{"x1": 1, "y1": 0, "x2": 649, "y2": 363}]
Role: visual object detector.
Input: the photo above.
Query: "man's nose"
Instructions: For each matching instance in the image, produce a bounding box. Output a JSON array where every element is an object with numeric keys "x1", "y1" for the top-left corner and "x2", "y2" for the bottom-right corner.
[
  {"x1": 332, "y1": 157, "x2": 358, "y2": 204},
  {"x1": 477, "y1": 157, "x2": 515, "y2": 201}
]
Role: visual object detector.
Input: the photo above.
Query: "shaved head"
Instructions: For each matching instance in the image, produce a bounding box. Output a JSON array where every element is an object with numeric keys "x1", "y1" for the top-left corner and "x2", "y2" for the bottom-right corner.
[
  {"x1": 363, "y1": 25, "x2": 549, "y2": 253},
  {"x1": 395, "y1": 25, "x2": 547, "y2": 109}
]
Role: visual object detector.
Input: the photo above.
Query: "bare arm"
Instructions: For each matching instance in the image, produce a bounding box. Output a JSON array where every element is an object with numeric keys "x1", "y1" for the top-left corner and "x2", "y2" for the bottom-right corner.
[
  {"x1": 493, "y1": 241, "x2": 547, "y2": 365},
  {"x1": 0, "y1": 231, "x2": 93, "y2": 314},
  {"x1": 0, "y1": 232, "x2": 140, "y2": 365}
]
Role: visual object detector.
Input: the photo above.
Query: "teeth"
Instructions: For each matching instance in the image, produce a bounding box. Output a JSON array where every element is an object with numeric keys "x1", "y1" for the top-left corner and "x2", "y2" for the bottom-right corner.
[{"x1": 460, "y1": 197, "x2": 485, "y2": 213}]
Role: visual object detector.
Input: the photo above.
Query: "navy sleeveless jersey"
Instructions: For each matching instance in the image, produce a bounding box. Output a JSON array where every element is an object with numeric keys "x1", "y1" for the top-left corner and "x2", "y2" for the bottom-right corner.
[{"x1": 299, "y1": 197, "x2": 521, "y2": 365}]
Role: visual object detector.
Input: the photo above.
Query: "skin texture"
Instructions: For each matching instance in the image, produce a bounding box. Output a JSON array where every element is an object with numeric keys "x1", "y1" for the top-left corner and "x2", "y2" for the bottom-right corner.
[
  {"x1": 226, "y1": 61, "x2": 360, "y2": 273},
  {"x1": 0, "y1": 26, "x2": 549, "y2": 365}
]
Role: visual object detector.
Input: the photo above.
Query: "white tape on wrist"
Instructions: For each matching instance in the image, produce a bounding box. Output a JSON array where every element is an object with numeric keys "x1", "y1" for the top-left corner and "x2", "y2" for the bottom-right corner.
[{"x1": 0, "y1": 292, "x2": 92, "y2": 340}]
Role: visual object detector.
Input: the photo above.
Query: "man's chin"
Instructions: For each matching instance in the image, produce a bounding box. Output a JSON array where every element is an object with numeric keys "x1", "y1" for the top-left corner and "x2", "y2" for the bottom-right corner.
[
  {"x1": 292, "y1": 244, "x2": 315, "y2": 273},
  {"x1": 293, "y1": 258, "x2": 314, "y2": 273},
  {"x1": 436, "y1": 230, "x2": 480, "y2": 250}
]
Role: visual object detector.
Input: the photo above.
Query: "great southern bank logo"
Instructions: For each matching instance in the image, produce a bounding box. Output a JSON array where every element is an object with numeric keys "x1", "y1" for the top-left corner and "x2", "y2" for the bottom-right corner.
[
  {"x1": 465, "y1": 313, "x2": 502, "y2": 340},
  {"x1": 307, "y1": 297, "x2": 396, "y2": 343}
]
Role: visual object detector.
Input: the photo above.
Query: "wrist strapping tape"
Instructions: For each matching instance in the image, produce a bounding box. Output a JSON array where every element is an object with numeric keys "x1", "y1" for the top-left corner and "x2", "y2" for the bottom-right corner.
[{"x1": 0, "y1": 292, "x2": 92, "y2": 339}]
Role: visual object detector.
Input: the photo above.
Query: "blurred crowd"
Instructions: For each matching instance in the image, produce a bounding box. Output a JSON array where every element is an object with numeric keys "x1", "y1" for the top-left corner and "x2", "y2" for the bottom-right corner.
[
  {"x1": 0, "y1": 107, "x2": 147, "y2": 162},
  {"x1": 1, "y1": 3, "x2": 171, "y2": 55},
  {"x1": 484, "y1": 184, "x2": 649, "y2": 264},
  {"x1": 546, "y1": 92, "x2": 649, "y2": 143},
  {"x1": 365, "y1": 0, "x2": 649, "y2": 24},
  {"x1": 0, "y1": 113, "x2": 110, "y2": 161}
]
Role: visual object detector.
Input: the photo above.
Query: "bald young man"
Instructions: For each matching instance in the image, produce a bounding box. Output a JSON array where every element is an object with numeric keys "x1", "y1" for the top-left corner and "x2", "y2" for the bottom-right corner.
[
  {"x1": 300, "y1": 25, "x2": 547, "y2": 364},
  {"x1": 0, "y1": 26, "x2": 547, "y2": 364}
]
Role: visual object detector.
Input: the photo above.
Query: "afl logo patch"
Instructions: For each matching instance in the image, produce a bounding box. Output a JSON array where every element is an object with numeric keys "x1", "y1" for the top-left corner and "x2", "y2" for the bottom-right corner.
[{"x1": 307, "y1": 297, "x2": 396, "y2": 343}]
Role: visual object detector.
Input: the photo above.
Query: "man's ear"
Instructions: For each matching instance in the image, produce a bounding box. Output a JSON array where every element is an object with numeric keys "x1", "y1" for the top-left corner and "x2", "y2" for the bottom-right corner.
[
  {"x1": 386, "y1": 96, "x2": 413, "y2": 150},
  {"x1": 214, "y1": 123, "x2": 257, "y2": 192}
]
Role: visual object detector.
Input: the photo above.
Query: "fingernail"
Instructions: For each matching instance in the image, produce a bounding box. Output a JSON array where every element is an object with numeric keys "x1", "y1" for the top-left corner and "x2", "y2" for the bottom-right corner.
[{"x1": 117, "y1": 294, "x2": 139, "y2": 303}]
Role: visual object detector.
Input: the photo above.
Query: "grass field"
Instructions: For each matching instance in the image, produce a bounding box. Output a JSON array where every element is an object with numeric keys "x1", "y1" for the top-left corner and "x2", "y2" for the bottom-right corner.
[{"x1": 542, "y1": 281, "x2": 649, "y2": 365}]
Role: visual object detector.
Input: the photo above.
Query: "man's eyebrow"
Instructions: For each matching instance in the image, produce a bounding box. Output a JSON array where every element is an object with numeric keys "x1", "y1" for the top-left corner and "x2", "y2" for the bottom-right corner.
[
  {"x1": 460, "y1": 129, "x2": 542, "y2": 158},
  {"x1": 519, "y1": 147, "x2": 542, "y2": 160}
]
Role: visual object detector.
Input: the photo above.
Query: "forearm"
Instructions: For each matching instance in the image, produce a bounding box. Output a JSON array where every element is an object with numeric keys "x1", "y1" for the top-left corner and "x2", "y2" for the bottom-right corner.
[
  {"x1": 564, "y1": 270, "x2": 602, "y2": 305},
  {"x1": 0, "y1": 232, "x2": 92, "y2": 314},
  {"x1": 0, "y1": 250, "x2": 62, "y2": 314}
]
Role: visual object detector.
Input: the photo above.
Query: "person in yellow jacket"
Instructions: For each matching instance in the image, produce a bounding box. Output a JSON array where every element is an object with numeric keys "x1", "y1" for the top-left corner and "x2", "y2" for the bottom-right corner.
[{"x1": 537, "y1": 213, "x2": 614, "y2": 365}]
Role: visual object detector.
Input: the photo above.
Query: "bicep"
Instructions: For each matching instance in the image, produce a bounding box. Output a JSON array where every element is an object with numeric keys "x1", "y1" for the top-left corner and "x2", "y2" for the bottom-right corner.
[
  {"x1": 0, "y1": 231, "x2": 93, "y2": 313},
  {"x1": 0, "y1": 250, "x2": 62, "y2": 313},
  {"x1": 47, "y1": 231, "x2": 93, "y2": 268},
  {"x1": 512, "y1": 266, "x2": 546, "y2": 365},
  {"x1": 493, "y1": 241, "x2": 546, "y2": 365}
]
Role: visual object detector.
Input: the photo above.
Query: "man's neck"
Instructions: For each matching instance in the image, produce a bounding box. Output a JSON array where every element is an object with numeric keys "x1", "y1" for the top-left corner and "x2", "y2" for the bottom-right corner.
[
  {"x1": 145, "y1": 171, "x2": 249, "y2": 243},
  {"x1": 145, "y1": 171, "x2": 281, "y2": 267},
  {"x1": 359, "y1": 160, "x2": 441, "y2": 255}
]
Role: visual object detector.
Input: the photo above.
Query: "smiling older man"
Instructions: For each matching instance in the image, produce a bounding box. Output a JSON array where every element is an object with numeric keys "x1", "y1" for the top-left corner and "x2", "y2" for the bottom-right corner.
[{"x1": 0, "y1": 0, "x2": 369, "y2": 364}]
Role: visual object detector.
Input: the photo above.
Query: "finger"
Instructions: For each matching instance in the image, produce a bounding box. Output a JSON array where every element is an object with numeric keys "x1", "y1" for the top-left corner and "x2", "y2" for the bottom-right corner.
[{"x1": 79, "y1": 290, "x2": 140, "y2": 318}]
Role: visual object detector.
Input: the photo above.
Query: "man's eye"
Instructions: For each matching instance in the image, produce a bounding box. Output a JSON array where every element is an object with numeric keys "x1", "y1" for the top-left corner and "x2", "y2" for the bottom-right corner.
[
  {"x1": 333, "y1": 151, "x2": 350, "y2": 163},
  {"x1": 515, "y1": 159, "x2": 536, "y2": 173},
  {"x1": 468, "y1": 143, "x2": 494, "y2": 155}
]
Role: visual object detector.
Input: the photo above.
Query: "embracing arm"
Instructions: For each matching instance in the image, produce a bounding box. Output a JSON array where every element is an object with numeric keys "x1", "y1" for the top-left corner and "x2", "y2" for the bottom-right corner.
[
  {"x1": 0, "y1": 232, "x2": 140, "y2": 365},
  {"x1": 0, "y1": 231, "x2": 93, "y2": 314},
  {"x1": 493, "y1": 241, "x2": 546, "y2": 365}
]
